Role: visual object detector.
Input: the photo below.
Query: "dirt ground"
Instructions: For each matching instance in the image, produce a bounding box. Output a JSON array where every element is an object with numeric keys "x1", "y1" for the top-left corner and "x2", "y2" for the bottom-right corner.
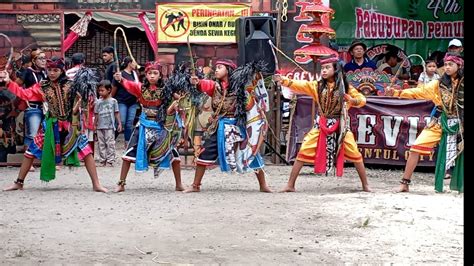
[{"x1": 0, "y1": 141, "x2": 463, "y2": 264}]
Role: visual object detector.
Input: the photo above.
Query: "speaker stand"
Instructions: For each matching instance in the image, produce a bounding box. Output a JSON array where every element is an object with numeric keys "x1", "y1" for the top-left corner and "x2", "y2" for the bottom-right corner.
[{"x1": 264, "y1": 140, "x2": 289, "y2": 165}]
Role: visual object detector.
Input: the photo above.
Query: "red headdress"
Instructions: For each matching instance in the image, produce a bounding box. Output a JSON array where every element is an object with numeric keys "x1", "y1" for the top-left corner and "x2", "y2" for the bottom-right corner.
[
  {"x1": 318, "y1": 54, "x2": 339, "y2": 65},
  {"x1": 215, "y1": 59, "x2": 237, "y2": 70},
  {"x1": 46, "y1": 58, "x2": 65, "y2": 70},
  {"x1": 144, "y1": 61, "x2": 161, "y2": 73},
  {"x1": 444, "y1": 53, "x2": 464, "y2": 67}
]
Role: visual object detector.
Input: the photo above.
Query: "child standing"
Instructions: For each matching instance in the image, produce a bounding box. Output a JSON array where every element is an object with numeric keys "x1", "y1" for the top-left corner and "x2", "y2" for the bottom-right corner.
[
  {"x1": 95, "y1": 80, "x2": 122, "y2": 166},
  {"x1": 418, "y1": 60, "x2": 441, "y2": 85}
]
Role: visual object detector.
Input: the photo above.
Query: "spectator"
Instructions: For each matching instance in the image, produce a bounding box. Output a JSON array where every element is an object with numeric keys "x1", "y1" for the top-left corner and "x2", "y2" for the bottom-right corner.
[
  {"x1": 102, "y1": 46, "x2": 116, "y2": 83},
  {"x1": 377, "y1": 49, "x2": 409, "y2": 80},
  {"x1": 15, "y1": 54, "x2": 31, "y2": 79},
  {"x1": 418, "y1": 59, "x2": 440, "y2": 85},
  {"x1": 66, "y1": 52, "x2": 86, "y2": 80},
  {"x1": 343, "y1": 39, "x2": 376, "y2": 72},
  {"x1": 15, "y1": 48, "x2": 47, "y2": 170},
  {"x1": 112, "y1": 56, "x2": 139, "y2": 143},
  {"x1": 447, "y1": 39, "x2": 463, "y2": 56},
  {"x1": 94, "y1": 80, "x2": 121, "y2": 167},
  {"x1": 437, "y1": 39, "x2": 463, "y2": 76}
]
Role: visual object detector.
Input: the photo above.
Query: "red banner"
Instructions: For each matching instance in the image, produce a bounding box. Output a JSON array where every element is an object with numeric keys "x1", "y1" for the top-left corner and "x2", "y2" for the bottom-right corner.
[{"x1": 287, "y1": 96, "x2": 436, "y2": 166}]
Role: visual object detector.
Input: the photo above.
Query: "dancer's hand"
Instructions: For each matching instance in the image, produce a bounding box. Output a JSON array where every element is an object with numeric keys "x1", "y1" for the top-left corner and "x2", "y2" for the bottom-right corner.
[
  {"x1": 0, "y1": 70, "x2": 10, "y2": 83},
  {"x1": 167, "y1": 100, "x2": 179, "y2": 114},
  {"x1": 75, "y1": 92, "x2": 82, "y2": 104},
  {"x1": 273, "y1": 74, "x2": 282, "y2": 84},
  {"x1": 344, "y1": 94, "x2": 358, "y2": 105},
  {"x1": 384, "y1": 86, "x2": 395, "y2": 96},
  {"x1": 117, "y1": 123, "x2": 122, "y2": 133},
  {"x1": 113, "y1": 72, "x2": 122, "y2": 82},
  {"x1": 190, "y1": 75, "x2": 199, "y2": 85},
  {"x1": 73, "y1": 92, "x2": 82, "y2": 114}
]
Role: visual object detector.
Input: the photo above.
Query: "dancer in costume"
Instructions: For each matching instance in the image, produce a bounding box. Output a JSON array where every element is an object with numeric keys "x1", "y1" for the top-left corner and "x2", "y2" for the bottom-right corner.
[
  {"x1": 1, "y1": 58, "x2": 107, "y2": 192},
  {"x1": 274, "y1": 55, "x2": 370, "y2": 192},
  {"x1": 113, "y1": 61, "x2": 184, "y2": 192},
  {"x1": 184, "y1": 59, "x2": 271, "y2": 193},
  {"x1": 385, "y1": 52, "x2": 463, "y2": 193},
  {"x1": 0, "y1": 80, "x2": 18, "y2": 161},
  {"x1": 164, "y1": 63, "x2": 206, "y2": 165},
  {"x1": 192, "y1": 65, "x2": 213, "y2": 161},
  {"x1": 67, "y1": 53, "x2": 98, "y2": 155}
]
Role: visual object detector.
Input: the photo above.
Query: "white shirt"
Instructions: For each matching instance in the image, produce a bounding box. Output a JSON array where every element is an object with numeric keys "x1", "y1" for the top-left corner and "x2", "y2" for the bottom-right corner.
[
  {"x1": 66, "y1": 65, "x2": 82, "y2": 80},
  {"x1": 418, "y1": 72, "x2": 440, "y2": 84}
]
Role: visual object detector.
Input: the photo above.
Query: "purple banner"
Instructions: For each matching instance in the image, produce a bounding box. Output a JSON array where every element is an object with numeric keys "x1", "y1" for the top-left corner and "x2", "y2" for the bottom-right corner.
[{"x1": 286, "y1": 96, "x2": 436, "y2": 166}]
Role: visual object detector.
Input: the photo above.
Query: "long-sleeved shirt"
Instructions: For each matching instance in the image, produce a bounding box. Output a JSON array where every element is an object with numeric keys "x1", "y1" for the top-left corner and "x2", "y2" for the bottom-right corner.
[
  {"x1": 121, "y1": 79, "x2": 162, "y2": 107},
  {"x1": 394, "y1": 78, "x2": 463, "y2": 119},
  {"x1": 197, "y1": 79, "x2": 229, "y2": 96},
  {"x1": 394, "y1": 80, "x2": 442, "y2": 105},
  {"x1": 7, "y1": 82, "x2": 43, "y2": 102},
  {"x1": 280, "y1": 76, "x2": 366, "y2": 109}
]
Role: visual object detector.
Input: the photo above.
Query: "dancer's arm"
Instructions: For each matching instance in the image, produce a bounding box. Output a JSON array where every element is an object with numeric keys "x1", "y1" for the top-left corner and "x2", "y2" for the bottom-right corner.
[
  {"x1": 114, "y1": 72, "x2": 142, "y2": 98},
  {"x1": 190, "y1": 76, "x2": 215, "y2": 96},
  {"x1": 346, "y1": 85, "x2": 366, "y2": 108},
  {"x1": 274, "y1": 75, "x2": 319, "y2": 102},
  {"x1": 6, "y1": 81, "x2": 43, "y2": 102}
]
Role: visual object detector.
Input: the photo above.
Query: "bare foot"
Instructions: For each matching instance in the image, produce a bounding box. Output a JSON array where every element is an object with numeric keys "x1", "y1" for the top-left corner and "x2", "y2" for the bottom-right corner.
[
  {"x1": 260, "y1": 186, "x2": 272, "y2": 193},
  {"x1": 93, "y1": 185, "x2": 108, "y2": 193},
  {"x1": 279, "y1": 185, "x2": 296, "y2": 193},
  {"x1": 395, "y1": 184, "x2": 409, "y2": 193},
  {"x1": 183, "y1": 185, "x2": 200, "y2": 193},
  {"x1": 29, "y1": 166, "x2": 35, "y2": 172},
  {"x1": 3, "y1": 182, "x2": 23, "y2": 191},
  {"x1": 362, "y1": 186, "x2": 372, "y2": 192},
  {"x1": 114, "y1": 185, "x2": 125, "y2": 193},
  {"x1": 175, "y1": 184, "x2": 185, "y2": 191}
]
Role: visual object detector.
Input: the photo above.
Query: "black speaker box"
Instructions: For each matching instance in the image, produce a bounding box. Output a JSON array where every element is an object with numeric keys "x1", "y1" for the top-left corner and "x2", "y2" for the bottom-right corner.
[{"x1": 236, "y1": 16, "x2": 276, "y2": 74}]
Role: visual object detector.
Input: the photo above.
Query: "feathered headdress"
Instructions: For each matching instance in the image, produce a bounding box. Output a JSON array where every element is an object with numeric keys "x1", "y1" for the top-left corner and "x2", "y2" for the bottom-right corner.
[
  {"x1": 69, "y1": 67, "x2": 99, "y2": 109},
  {"x1": 165, "y1": 63, "x2": 204, "y2": 107}
]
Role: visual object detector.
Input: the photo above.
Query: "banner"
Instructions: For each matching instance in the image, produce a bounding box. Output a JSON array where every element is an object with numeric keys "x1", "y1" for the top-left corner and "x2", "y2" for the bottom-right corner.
[
  {"x1": 287, "y1": 96, "x2": 436, "y2": 166},
  {"x1": 156, "y1": 3, "x2": 251, "y2": 44},
  {"x1": 329, "y1": 0, "x2": 464, "y2": 57}
]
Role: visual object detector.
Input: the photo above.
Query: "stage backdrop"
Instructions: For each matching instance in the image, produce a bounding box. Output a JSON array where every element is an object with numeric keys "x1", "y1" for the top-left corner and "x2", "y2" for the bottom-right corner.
[
  {"x1": 277, "y1": 1, "x2": 464, "y2": 77},
  {"x1": 286, "y1": 96, "x2": 436, "y2": 166},
  {"x1": 330, "y1": 0, "x2": 464, "y2": 57}
]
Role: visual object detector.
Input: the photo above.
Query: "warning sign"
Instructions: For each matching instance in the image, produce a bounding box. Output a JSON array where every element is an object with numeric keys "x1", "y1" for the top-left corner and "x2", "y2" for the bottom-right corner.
[{"x1": 156, "y1": 3, "x2": 251, "y2": 43}]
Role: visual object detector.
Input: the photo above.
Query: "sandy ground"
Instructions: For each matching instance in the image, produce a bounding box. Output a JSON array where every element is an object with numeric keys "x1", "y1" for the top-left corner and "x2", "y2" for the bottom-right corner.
[{"x1": 0, "y1": 140, "x2": 463, "y2": 264}]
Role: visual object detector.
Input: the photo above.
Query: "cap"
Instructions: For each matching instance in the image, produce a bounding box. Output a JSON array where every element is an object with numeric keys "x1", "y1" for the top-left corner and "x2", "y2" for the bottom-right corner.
[{"x1": 448, "y1": 39, "x2": 462, "y2": 48}]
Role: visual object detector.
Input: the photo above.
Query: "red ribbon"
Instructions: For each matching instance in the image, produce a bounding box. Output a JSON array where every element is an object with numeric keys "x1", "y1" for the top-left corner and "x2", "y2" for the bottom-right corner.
[{"x1": 314, "y1": 116, "x2": 345, "y2": 176}]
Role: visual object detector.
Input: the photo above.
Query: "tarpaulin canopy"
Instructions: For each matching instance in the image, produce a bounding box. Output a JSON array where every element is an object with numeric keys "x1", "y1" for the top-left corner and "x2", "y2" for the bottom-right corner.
[{"x1": 64, "y1": 11, "x2": 156, "y2": 32}]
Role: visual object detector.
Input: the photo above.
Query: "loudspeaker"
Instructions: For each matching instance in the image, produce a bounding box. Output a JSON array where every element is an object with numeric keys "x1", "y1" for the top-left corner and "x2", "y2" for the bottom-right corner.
[{"x1": 236, "y1": 16, "x2": 276, "y2": 74}]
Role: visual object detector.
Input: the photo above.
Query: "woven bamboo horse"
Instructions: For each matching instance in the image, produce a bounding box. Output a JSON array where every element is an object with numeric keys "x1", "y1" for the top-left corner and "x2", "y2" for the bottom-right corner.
[{"x1": 236, "y1": 72, "x2": 269, "y2": 172}]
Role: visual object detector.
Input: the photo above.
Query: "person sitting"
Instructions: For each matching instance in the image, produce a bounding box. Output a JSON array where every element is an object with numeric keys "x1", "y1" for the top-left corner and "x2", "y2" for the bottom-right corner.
[{"x1": 377, "y1": 50, "x2": 409, "y2": 80}]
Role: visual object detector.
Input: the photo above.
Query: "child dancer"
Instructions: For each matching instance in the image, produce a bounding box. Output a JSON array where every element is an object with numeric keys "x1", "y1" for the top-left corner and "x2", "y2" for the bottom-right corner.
[
  {"x1": 274, "y1": 55, "x2": 370, "y2": 192},
  {"x1": 113, "y1": 61, "x2": 184, "y2": 192},
  {"x1": 1, "y1": 58, "x2": 107, "y2": 192}
]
